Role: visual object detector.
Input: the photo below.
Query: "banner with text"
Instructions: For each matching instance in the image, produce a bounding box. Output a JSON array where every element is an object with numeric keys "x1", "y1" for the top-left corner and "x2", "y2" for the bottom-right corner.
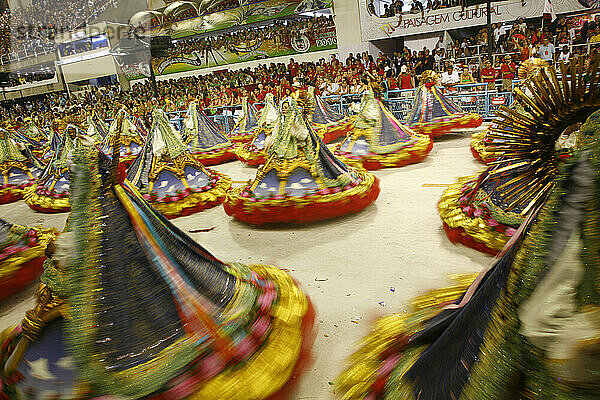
[{"x1": 359, "y1": 0, "x2": 589, "y2": 42}]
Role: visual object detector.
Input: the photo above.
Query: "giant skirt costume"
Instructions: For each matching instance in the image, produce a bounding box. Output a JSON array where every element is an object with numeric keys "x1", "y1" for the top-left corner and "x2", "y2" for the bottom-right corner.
[
  {"x1": 440, "y1": 62, "x2": 596, "y2": 256},
  {"x1": 127, "y1": 108, "x2": 231, "y2": 219},
  {"x1": 224, "y1": 97, "x2": 380, "y2": 225},
  {"x1": 470, "y1": 125, "x2": 498, "y2": 165},
  {"x1": 19, "y1": 118, "x2": 47, "y2": 145},
  {"x1": 334, "y1": 90, "x2": 433, "y2": 170},
  {"x1": 235, "y1": 93, "x2": 280, "y2": 166},
  {"x1": 337, "y1": 102, "x2": 600, "y2": 400},
  {"x1": 100, "y1": 109, "x2": 145, "y2": 165},
  {"x1": 308, "y1": 89, "x2": 353, "y2": 144},
  {"x1": 85, "y1": 115, "x2": 109, "y2": 143},
  {"x1": 23, "y1": 124, "x2": 83, "y2": 213},
  {"x1": 181, "y1": 101, "x2": 237, "y2": 166},
  {"x1": 406, "y1": 71, "x2": 482, "y2": 138},
  {"x1": 0, "y1": 128, "x2": 42, "y2": 204},
  {"x1": 0, "y1": 144, "x2": 314, "y2": 399},
  {"x1": 228, "y1": 97, "x2": 259, "y2": 144},
  {"x1": 0, "y1": 218, "x2": 55, "y2": 302}
]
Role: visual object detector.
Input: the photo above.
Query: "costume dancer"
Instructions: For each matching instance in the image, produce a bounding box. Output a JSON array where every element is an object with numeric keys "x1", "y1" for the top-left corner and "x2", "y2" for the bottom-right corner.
[
  {"x1": 20, "y1": 116, "x2": 47, "y2": 145},
  {"x1": 235, "y1": 93, "x2": 280, "y2": 166},
  {"x1": 100, "y1": 109, "x2": 145, "y2": 165},
  {"x1": 127, "y1": 108, "x2": 231, "y2": 219},
  {"x1": 0, "y1": 126, "x2": 42, "y2": 204},
  {"x1": 338, "y1": 104, "x2": 600, "y2": 400},
  {"x1": 85, "y1": 113, "x2": 109, "y2": 143},
  {"x1": 0, "y1": 218, "x2": 55, "y2": 302},
  {"x1": 181, "y1": 100, "x2": 237, "y2": 166},
  {"x1": 24, "y1": 112, "x2": 87, "y2": 213},
  {"x1": 406, "y1": 70, "x2": 482, "y2": 138},
  {"x1": 334, "y1": 89, "x2": 432, "y2": 170},
  {"x1": 470, "y1": 125, "x2": 498, "y2": 164},
  {"x1": 224, "y1": 97, "x2": 380, "y2": 225},
  {"x1": 307, "y1": 87, "x2": 353, "y2": 143},
  {"x1": 228, "y1": 97, "x2": 259, "y2": 143},
  {"x1": 0, "y1": 140, "x2": 314, "y2": 398},
  {"x1": 440, "y1": 62, "x2": 594, "y2": 255}
]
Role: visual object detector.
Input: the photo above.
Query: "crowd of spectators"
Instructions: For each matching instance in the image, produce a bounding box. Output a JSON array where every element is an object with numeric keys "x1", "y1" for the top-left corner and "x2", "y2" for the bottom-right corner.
[
  {"x1": 167, "y1": 15, "x2": 334, "y2": 60},
  {"x1": 0, "y1": 0, "x2": 114, "y2": 61}
]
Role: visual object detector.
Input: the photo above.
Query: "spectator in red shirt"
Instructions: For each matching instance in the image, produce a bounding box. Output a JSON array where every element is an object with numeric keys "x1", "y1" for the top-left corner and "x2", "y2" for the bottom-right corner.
[
  {"x1": 399, "y1": 65, "x2": 414, "y2": 90},
  {"x1": 500, "y1": 55, "x2": 516, "y2": 92},
  {"x1": 480, "y1": 59, "x2": 497, "y2": 91}
]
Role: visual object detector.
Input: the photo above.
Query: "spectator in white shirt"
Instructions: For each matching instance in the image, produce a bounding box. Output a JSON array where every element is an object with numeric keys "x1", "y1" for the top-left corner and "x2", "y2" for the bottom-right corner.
[
  {"x1": 440, "y1": 64, "x2": 460, "y2": 88},
  {"x1": 539, "y1": 37, "x2": 555, "y2": 63},
  {"x1": 557, "y1": 45, "x2": 570, "y2": 63}
]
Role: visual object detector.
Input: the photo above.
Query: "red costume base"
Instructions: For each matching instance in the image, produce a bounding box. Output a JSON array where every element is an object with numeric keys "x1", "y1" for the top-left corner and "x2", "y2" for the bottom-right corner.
[
  {"x1": 0, "y1": 256, "x2": 45, "y2": 302},
  {"x1": 442, "y1": 222, "x2": 501, "y2": 257}
]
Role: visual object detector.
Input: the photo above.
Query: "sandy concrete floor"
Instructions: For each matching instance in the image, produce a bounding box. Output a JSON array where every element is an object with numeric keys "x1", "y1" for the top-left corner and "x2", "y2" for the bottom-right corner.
[{"x1": 0, "y1": 126, "x2": 491, "y2": 399}]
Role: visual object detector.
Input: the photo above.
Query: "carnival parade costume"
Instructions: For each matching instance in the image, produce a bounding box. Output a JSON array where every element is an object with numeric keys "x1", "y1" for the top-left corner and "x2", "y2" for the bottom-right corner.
[
  {"x1": 440, "y1": 62, "x2": 594, "y2": 255},
  {"x1": 334, "y1": 90, "x2": 432, "y2": 170},
  {"x1": 0, "y1": 127, "x2": 43, "y2": 204},
  {"x1": 0, "y1": 218, "x2": 55, "y2": 303},
  {"x1": 181, "y1": 101, "x2": 237, "y2": 166},
  {"x1": 85, "y1": 114, "x2": 109, "y2": 143},
  {"x1": 127, "y1": 109, "x2": 232, "y2": 219},
  {"x1": 235, "y1": 93, "x2": 280, "y2": 166},
  {"x1": 228, "y1": 97, "x2": 259, "y2": 144},
  {"x1": 0, "y1": 140, "x2": 315, "y2": 399},
  {"x1": 406, "y1": 71, "x2": 482, "y2": 138},
  {"x1": 224, "y1": 97, "x2": 380, "y2": 225},
  {"x1": 19, "y1": 117, "x2": 47, "y2": 145},
  {"x1": 470, "y1": 125, "x2": 498, "y2": 165},
  {"x1": 100, "y1": 109, "x2": 145, "y2": 165},
  {"x1": 308, "y1": 89, "x2": 353, "y2": 144},
  {"x1": 337, "y1": 92, "x2": 600, "y2": 400},
  {"x1": 23, "y1": 120, "x2": 87, "y2": 213}
]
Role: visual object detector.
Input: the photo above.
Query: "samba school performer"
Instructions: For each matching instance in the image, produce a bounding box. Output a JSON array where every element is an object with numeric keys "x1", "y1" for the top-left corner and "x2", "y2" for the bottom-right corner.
[
  {"x1": 0, "y1": 123, "x2": 43, "y2": 204},
  {"x1": 228, "y1": 97, "x2": 259, "y2": 143},
  {"x1": 224, "y1": 95, "x2": 379, "y2": 225},
  {"x1": 406, "y1": 70, "x2": 482, "y2": 138},
  {"x1": 337, "y1": 104, "x2": 600, "y2": 400},
  {"x1": 334, "y1": 82, "x2": 432, "y2": 170},
  {"x1": 235, "y1": 92, "x2": 280, "y2": 166},
  {"x1": 0, "y1": 132, "x2": 315, "y2": 398},
  {"x1": 101, "y1": 108, "x2": 145, "y2": 165},
  {"x1": 439, "y1": 61, "x2": 590, "y2": 255},
  {"x1": 127, "y1": 108, "x2": 231, "y2": 219},
  {"x1": 307, "y1": 87, "x2": 354, "y2": 143},
  {"x1": 181, "y1": 100, "x2": 237, "y2": 166},
  {"x1": 0, "y1": 218, "x2": 55, "y2": 303}
]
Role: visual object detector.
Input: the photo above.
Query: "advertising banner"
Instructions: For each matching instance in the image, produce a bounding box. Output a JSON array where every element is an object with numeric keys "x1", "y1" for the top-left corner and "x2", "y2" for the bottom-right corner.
[
  {"x1": 358, "y1": 0, "x2": 589, "y2": 42},
  {"x1": 150, "y1": 26, "x2": 337, "y2": 77},
  {"x1": 165, "y1": 0, "x2": 333, "y2": 39}
]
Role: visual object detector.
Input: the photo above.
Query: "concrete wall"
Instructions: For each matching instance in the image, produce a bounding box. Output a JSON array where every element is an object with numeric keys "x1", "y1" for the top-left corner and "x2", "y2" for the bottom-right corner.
[
  {"x1": 61, "y1": 54, "x2": 119, "y2": 83},
  {"x1": 332, "y1": 0, "x2": 369, "y2": 60}
]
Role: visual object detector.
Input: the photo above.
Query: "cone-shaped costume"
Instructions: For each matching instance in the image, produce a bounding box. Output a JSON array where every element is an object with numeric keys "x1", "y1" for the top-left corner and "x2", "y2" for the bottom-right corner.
[
  {"x1": 338, "y1": 108, "x2": 600, "y2": 400},
  {"x1": 439, "y1": 62, "x2": 594, "y2": 255},
  {"x1": 23, "y1": 124, "x2": 84, "y2": 213},
  {"x1": 0, "y1": 144, "x2": 314, "y2": 399},
  {"x1": 101, "y1": 109, "x2": 145, "y2": 165},
  {"x1": 224, "y1": 97, "x2": 380, "y2": 225},
  {"x1": 308, "y1": 89, "x2": 354, "y2": 143},
  {"x1": 0, "y1": 127, "x2": 43, "y2": 204},
  {"x1": 406, "y1": 71, "x2": 482, "y2": 138},
  {"x1": 0, "y1": 218, "x2": 55, "y2": 302},
  {"x1": 85, "y1": 115, "x2": 109, "y2": 143},
  {"x1": 127, "y1": 108, "x2": 232, "y2": 219},
  {"x1": 228, "y1": 97, "x2": 259, "y2": 143},
  {"x1": 470, "y1": 125, "x2": 498, "y2": 165},
  {"x1": 235, "y1": 93, "x2": 280, "y2": 166},
  {"x1": 181, "y1": 101, "x2": 237, "y2": 166},
  {"x1": 334, "y1": 90, "x2": 433, "y2": 170},
  {"x1": 19, "y1": 117, "x2": 47, "y2": 144}
]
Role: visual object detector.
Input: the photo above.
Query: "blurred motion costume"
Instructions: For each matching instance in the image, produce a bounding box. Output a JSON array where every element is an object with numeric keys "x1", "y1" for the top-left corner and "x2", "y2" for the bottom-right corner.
[
  {"x1": 0, "y1": 140, "x2": 314, "y2": 399},
  {"x1": 406, "y1": 71, "x2": 482, "y2": 138},
  {"x1": 440, "y1": 62, "x2": 593, "y2": 255},
  {"x1": 0, "y1": 218, "x2": 55, "y2": 302},
  {"x1": 235, "y1": 93, "x2": 280, "y2": 166},
  {"x1": 307, "y1": 88, "x2": 353, "y2": 143},
  {"x1": 0, "y1": 127, "x2": 42, "y2": 204},
  {"x1": 224, "y1": 97, "x2": 379, "y2": 225},
  {"x1": 337, "y1": 97, "x2": 600, "y2": 400},
  {"x1": 100, "y1": 109, "x2": 145, "y2": 165},
  {"x1": 127, "y1": 108, "x2": 231, "y2": 219},
  {"x1": 181, "y1": 101, "x2": 236, "y2": 166},
  {"x1": 334, "y1": 89, "x2": 432, "y2": 170}
]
